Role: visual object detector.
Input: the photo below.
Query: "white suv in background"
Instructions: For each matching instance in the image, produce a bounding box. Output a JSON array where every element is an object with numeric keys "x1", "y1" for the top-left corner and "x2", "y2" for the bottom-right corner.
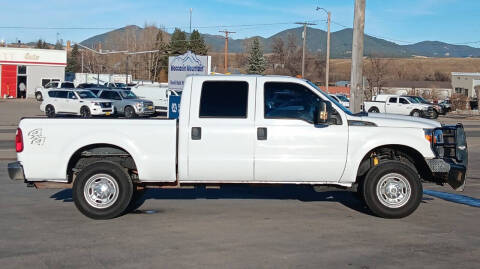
[
  {"x1": 35, "y1": 81, "x2": 75, "y2": 101},
  {"x1": 40, "y1": 89, "x2": 113, "y2": 118}
]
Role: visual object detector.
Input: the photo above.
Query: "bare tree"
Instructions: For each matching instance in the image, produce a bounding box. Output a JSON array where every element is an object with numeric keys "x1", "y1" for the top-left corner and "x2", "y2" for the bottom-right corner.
[{"x1": 365, "y1": 56, "x2": 390, "y2": 99}]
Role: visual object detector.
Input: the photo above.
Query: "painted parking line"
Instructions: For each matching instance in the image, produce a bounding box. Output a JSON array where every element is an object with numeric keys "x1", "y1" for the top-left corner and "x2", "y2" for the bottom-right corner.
[{"x1": 423, "y1": 189, "x2": 480, "y2": 207}]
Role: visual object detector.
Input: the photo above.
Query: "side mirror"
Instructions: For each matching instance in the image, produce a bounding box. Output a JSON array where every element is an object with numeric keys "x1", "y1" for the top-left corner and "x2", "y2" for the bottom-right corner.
[{"x1": 316, "y1": 101, "x2": 329, "y2": 124}]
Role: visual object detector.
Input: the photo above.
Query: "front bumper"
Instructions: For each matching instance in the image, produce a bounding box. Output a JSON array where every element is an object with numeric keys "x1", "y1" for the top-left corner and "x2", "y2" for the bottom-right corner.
[
  {"x1": 426, "y1": 124, "x2": 468, "y2": 190},
  {"x1": 137, "y1": 106, "x2": 155, "y2": 116},
  {"x1": 8, "y1": 162, "x2": 25, "y2": 181}
]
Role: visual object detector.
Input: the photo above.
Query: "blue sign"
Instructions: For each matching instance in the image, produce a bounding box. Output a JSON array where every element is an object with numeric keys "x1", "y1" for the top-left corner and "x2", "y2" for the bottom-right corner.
[{"x1": 168, "y1": 95, "x2": 181, "y2": 119}]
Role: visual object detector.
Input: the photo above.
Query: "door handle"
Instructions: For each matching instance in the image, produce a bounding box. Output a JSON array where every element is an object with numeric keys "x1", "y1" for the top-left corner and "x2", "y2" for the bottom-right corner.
[
  {"x1": 191, "y1": 127, "x2": 201, "y2": 140},
  {"x1": 257, "y1": 127, "x2": 267, "y2": 140}
]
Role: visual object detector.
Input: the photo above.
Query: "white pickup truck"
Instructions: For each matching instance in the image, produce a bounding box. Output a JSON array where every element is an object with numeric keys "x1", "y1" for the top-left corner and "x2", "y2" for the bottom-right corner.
[
  {"x1": 8, "y1": 75, "x2": 468, "y2": 220},
  {"x1": 364, "y1": 94, "x2": 434, "y2": 118}
]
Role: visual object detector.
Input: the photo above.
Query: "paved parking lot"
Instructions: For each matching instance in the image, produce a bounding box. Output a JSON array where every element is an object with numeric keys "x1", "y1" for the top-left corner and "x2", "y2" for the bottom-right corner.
[{"x1": 0, "y1": 99, "x2": 479, "y2": 268}]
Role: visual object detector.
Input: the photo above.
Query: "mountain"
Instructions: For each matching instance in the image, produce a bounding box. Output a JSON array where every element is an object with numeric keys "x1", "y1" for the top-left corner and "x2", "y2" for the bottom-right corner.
[{"x1": 80, "y1": 25, "x2": 480, "y2": 58}]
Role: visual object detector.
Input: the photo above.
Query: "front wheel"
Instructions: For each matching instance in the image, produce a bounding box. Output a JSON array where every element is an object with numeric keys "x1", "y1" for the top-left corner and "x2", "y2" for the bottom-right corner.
[
  {"x1": 80, "y1": 106, "x2": 91, "y2": 118},
  {"x1": 411, "y1": 109, "x2": 421, "y2": 117},
  {"x1": 73, "y1": 161, "x2": 134, "y2": 219},
  {"x1": 431, "y1": 110, "x2": 438, "y2": 119},
  {"x1": 124, "y1": 106, "x2": 137, "y2": 118},
  {"x1": 362, "y1": 161, "x2": 422, "y2": 218}
]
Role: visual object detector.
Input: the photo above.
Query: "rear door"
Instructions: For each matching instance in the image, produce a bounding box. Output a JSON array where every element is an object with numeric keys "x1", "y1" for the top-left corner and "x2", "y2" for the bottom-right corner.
[
  {"x1": 185, "y1": 77, "x2": 256, "y2": 182},
  {"x1": 54, "y1": 91, "x2": 68, "y2": 112}
]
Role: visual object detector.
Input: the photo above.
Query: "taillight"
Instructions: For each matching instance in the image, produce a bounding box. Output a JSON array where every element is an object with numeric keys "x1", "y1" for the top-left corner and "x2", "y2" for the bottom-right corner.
[{"x1": 15, "y1": 128, "x2": 23, "y2": 152}]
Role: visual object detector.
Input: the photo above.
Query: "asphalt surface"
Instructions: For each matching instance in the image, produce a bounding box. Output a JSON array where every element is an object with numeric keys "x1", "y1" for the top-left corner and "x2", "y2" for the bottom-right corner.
[{"x1": 0, "y1": 100, "x2": 479, "y2": 268}]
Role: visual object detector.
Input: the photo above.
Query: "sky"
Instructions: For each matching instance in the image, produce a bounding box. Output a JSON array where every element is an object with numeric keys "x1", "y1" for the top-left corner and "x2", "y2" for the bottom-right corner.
[{"x1": 0, "y1": 0, "x2": 479, "y2": 47}]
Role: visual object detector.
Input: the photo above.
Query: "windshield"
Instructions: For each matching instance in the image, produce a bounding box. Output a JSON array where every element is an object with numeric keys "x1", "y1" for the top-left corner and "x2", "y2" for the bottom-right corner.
[
  {"x1": 119, "y1": 90, "x2": 137, "y2": 99},
  {"x1": 115, "y1": 83, "x2": 127, "y2": 88},
  {"x1": 77, "y1": 91, "x2": 97, "y2": 99},
  {"x1": 406, "y1": 97, "x2": 419, "y2": 103},
  {"x1": 306, "y1": 80, "x2": 353, "y2": 115},
  {"x1": 337, "y1": 95, "x2": 349, "y2": 102}
]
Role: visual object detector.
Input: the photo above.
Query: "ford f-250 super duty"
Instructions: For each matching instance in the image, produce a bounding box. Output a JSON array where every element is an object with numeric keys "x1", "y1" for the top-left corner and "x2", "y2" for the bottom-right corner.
[{"x1": 8, "y1": 75, "x2": 468, "y2": 219}]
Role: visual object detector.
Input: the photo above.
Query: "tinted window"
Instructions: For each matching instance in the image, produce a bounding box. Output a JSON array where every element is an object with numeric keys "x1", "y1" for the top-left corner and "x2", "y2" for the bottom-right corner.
[
  {"x1": 67, "y1": 92, "x2": 76, "y2": 99},
  {"x1": 47, "y1": 82, "x2": 59, "y2": 88},
  {"x1": 100, "y1": 91, "x2": 121, "y2": 100},
  {"x1": 399, "y1": 98, "x2": 409, "y2": 104},
  {"x1": 264, "y1": 82, "x2": 321, "y2": 123},
  {"x1": 388, "y1": 97, "x2": 397, "y2": 103},
  {"x1": 56, "y1": 91, "x2": 68, "y2": 98},
  {"x1": 199, "y1": 81, "x2": 249, "y2": 118},
  {"x1": 61, "y1": 82, "x2": 74, "y2": 88},
  {"x1": 48, "y1": 91, "x2": 57, "y2": 98},
  {"x1": 119, "y1": 90, "x2": 137, "y2": 99},
  {"x1": 90, "y1": 89, "x2": 100, "y2": 96},
  {"x1": 77, "y1": 91, "x2": 96, "y2": 99}
]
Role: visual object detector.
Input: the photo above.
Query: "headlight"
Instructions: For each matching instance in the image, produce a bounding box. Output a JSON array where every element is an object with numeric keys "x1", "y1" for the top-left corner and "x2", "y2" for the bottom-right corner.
[
  {"x1": 135, "y1": 103, "x2": 143, "y2": 108},
  {"x1": 92, "y1": 102, "x2": 100, "y2": 106},
  {"x1": 424, "y1": 129, "x2": 443, "y2": 144}
]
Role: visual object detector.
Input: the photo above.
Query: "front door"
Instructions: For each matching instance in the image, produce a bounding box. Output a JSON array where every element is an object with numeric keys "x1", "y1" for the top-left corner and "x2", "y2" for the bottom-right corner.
[
  {"x1": 254, "y1": 78, "x2": 349, "y2": 182},
  {"x1": 186, "y1": 77, "x2": 256, "y2": 182}
]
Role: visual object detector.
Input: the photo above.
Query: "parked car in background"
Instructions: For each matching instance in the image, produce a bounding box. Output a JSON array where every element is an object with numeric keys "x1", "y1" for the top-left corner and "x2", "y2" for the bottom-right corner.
[
  {"x1": 364, "y1": 94, "x2": 434, "y2": 118},
  {"x1": 104, "y1": 82, "x2": 129, "y2": 89},
  {"x1": 91, "y1": 89, "x2": 155, "y2": 118},
  {"x1": 403, "y1": 95, "x2": 444, "y2": 118},
  {"x1": 77, "y1": 83, "x2": 108, "y2": 89},
  {"x1": 439, "y1": 99, "x2": 452, "y2": 112},
  {"x1": 329, "y1": 94, "x2": 350, "y2": 108},
  {"x1": 130, "y1": 85, "x2": 180, "y2": 115},
  {"x1": 40, "y1": 89, "x2": 113, "y2": 118},
  {"x1": 35, "y1": 81, "x2": 75, "y2": 101}
]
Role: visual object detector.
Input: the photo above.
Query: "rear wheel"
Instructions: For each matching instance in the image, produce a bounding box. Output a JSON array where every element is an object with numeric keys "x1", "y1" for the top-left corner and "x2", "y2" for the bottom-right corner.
[
  {"x1": 80, "y1": 106, "x2": 91, "y2": 118},
  {"x1": 124, "y1": 106, "x2": 137, "y2": 118},
  {"x1": 368, "y1": 107, "x2": 380, "y2": 113},
  {"x1": 362, "y1": 161, "x2": 422, "y2": 218},
  {"x1": 35, "y1": 92, "x2": 43, "y2": 101},
  {"x1": 45, "y1": 105, "x2": 56, "y2": 118},
  {"x1": 73, "y1": 161, "x2": 133, "y2": 219}
]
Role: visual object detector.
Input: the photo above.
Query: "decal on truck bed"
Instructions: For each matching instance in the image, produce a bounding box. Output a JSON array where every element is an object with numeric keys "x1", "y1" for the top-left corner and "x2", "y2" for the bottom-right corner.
[{"x1": 28, "y1": 128, "x2": 46, "y2": 146}]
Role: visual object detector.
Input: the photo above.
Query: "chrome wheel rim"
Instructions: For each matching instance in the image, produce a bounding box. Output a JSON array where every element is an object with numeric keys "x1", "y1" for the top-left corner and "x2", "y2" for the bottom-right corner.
[
  {"x1": 83, "y1": 174, "x2": 119, "y2": 209},
  {"x1": 376, "y1": 173, "x2": 411, "y2": 208},
  {"x1": 413, "y1": 111, "x2": 420, "y2": 117}
]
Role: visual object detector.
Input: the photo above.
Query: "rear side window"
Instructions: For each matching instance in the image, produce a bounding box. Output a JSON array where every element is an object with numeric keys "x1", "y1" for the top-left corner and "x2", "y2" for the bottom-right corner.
[
  {"x1": 388, "y1": 97, "x2": 397, "y2": 103},
  {"x1": 61, "y1": 82, "x2": 74, "y2": 88},
  {"x1": 199, "y1": 81, "x2": 249, "y2": 118},
  {"x1": 56, "y1": 91, "x2": 68, "y2": 98},
  {"x1": 48, "y1": 91, "x2": 57, "y2": 98}
]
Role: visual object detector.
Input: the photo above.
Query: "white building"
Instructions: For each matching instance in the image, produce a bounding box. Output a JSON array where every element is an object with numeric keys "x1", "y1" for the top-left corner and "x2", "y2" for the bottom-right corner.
[{"x1": 0, "y1": 47, "x2": 66, "y2": 98}]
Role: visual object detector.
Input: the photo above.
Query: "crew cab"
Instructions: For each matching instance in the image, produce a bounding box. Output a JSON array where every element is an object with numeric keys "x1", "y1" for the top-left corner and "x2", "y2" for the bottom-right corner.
[
  {"x1": 35, "y1": 81, "x2": 75, "y2": 101},
  {"x1": 364, "y1": 94, "x2": 434, "y2": 118},
  {"x1": 8, "y1": 75, "x2": 468, "y2": 220},
  {"x1": 40, "y1": 89, "x2": 113, "y2": 118}
]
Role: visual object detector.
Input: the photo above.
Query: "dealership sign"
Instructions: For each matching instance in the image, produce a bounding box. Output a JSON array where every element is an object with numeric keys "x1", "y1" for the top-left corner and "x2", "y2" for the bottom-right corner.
[{"x1": 168, "y1": 51, "x2": 211, "y2": 90}]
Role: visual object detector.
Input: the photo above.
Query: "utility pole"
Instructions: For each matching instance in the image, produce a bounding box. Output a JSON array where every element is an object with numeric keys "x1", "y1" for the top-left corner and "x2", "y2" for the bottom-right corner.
[
  {"x1": 316, "y1": 7, "x2": 331, "y2": 92},
  {"x1": 189, "y1": 8, "x2": 193, "y2": 34},
  {"x1": 295, "y1": 22, "x2": 316, "y2": 78},
  {"x1": 350, "y1": 0, "x2": 366, "y2": 113},
  {"x1": 219, "y1": 30, "x2": 235, "y2": 73}
]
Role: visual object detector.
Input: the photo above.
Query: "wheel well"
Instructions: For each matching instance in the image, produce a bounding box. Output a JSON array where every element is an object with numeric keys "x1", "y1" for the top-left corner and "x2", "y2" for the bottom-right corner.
[
  {"x1": 356, "y1": 145, "x2": 432, "y2": 182},
  {"x1": 66, "y1": 144, "x2": 138, "y2": 183},
  {"x1": 368, "y1": 106, "x2": 378, "y2": 112}
]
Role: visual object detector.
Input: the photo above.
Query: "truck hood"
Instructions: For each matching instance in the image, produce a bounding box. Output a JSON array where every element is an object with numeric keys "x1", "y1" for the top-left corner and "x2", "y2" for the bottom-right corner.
[{"x1": 356, "y1": 113, "x2": 441, "y2": 128}]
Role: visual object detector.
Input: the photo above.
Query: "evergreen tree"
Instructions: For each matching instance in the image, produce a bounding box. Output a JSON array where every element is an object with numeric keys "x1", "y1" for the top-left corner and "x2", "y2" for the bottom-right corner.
[
  {"x1": 247, "y1": 38, "x2": 266, "y2": 74},
  {"x1": 54, "y1": 39, "x2": 63, "y2": 50},
  {"x1": 36, "y1": 39, "x2": 48, "y2": 49},
  {"x1": 170, "y1": 28, "x2": 188, "y2": 55},
  {"x1": 66, "y1": 44, "x2": 80, "y2": 72},
  {"x1": 188, "y1": 29, "x2": 208, "y2": 55}
]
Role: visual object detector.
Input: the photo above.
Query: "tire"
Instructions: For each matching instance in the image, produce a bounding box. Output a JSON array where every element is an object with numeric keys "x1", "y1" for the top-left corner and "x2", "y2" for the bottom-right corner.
[
  {"x1": 431, "y1": 110, "x2": 438, "y2": 119},
  {"x1": 45, "y1": 105, "x2": 56, "y2": 118},
  {"x1": 368, "y1": 107, "x2": 380, "y2": 113},
  {"x1": 125, "y1": 187, "x2": 146, "y2": 213},
  {"x1": 73, "y1": 161, "x2": 134, "y2": 220},
  {"x1": 80, "y1": 106, "x2": 91, "y2": 118},
  {"x1": 124, "y1": 106, "x2": 137, "y2": 118},
  {"x1": 35, "y1": 92, "x2": 43, "y2": 101},
  {"x1": 362, "y1": 161, "x2": 422, "y2": 219},
  {"x1": 411, "y1": 109, "x2": 421, "y2": 117}
]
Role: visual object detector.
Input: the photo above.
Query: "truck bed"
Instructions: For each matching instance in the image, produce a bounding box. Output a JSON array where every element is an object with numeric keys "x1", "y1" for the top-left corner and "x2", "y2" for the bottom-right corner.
[{"x1": 18, "y1": 118, "x2": 177, "y2": 182}]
